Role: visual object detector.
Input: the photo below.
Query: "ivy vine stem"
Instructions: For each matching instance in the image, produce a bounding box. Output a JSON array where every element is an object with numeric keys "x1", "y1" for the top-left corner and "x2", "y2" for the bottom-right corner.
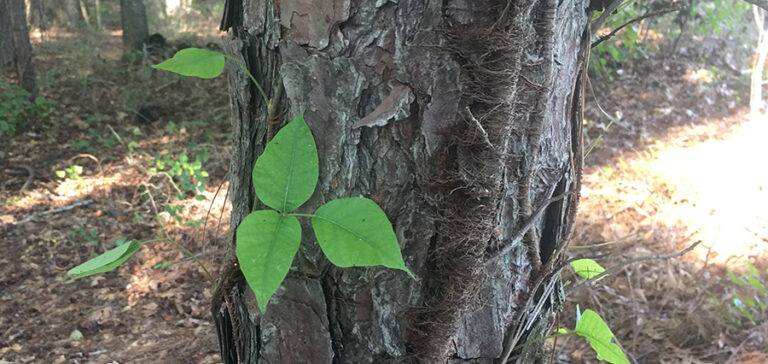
[
  {"x1": 140, "y1": 237, "x2": 215, "y2": 286},
  {"x1": 223, "y1": 55, "x2": 270, "y2": 106},
  {"x1": 166, "y1": 238, "x2": 215, "y2": 286},
  {"x1": 286, "y1": 212, "x2": 319, "y2": 219}
]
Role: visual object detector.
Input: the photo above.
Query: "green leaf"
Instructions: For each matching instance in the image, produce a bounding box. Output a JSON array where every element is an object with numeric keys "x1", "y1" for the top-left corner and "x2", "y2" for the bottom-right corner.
[
  {"x1": 733, "y1": 297, "x2": 755, "y2": 324},
  {"x1": 236, "y1": 210, "x2": 301, "y2": 313},
  {"x1": 574, "y1": 310, "x2": 629, "y2": 364},
  {"x1": 746, "y1": 260, "x2": 760, "y2": 277},
  {"x1": 67, "y1": 239, "x2": 141, "y2": 281},
  {"x1": 152, "y1": 48, "x2": 225, "y2": 79},
  {"x1": 570, "y1": 258, "x2": 607, "y2": 281},
  {"x1": 252, "y1": 115, "x2": 318, "y2": 212},
  {"x1": 746, "y1": 276, "x2": 768, "y2": 295},
  {"x1": 728, "y1": 268, "x2": 747, "y2": 285},
  {"x1": 312, "y1": 197, "x2": 412, "y2": 277}
]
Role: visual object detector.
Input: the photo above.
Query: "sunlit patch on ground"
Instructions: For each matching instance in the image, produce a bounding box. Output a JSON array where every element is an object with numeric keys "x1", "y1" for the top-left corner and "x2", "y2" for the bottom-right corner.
[
  {"x1": 653, "y1": 115, "x2": 768, "y2": 265},
  {"x1": 684, "y1": 68, "x2": 715, "y2": 83},
  {"x1": 576, "y1": 111, "x2": 767, "y2": 266},
  {"x1": 567, "y1": 110, "x2": 768, "y2": 362}
]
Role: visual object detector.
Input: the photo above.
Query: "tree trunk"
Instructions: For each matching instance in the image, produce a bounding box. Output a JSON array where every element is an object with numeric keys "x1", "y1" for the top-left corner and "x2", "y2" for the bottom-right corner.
[
  {"x1": 94, "y1": 0, "x2": 101, "y2": 29},
  {"x1": 26, "y1": 0, "x2": 47, "y2": 33},
  {"x1": 64, "y1": 0, "x2": 80, "y2": 28},
  {"x1": 751, "y1": 7, "x2": 768, "y2": 115},
  {"x1": 119, "y1": 0, "x2": 148, "y2": 51},
  {"x1": 0, "y1": 0, "x2": 14, "y2": 67},
  {"x1": 213, "y1": 1, "x2": 591, "y2": 362},
  {"x1": 78, "y1": 0, "x2": 90, "y2": 26},
  {"x1": 6, "y1": 0, "x2": 37, "y2": 98}
]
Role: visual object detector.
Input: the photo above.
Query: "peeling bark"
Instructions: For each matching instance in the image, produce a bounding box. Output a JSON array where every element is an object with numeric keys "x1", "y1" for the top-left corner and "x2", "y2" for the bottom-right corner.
[{"x1": 214, "y1": 1, "x2": 592, "y2": 362}]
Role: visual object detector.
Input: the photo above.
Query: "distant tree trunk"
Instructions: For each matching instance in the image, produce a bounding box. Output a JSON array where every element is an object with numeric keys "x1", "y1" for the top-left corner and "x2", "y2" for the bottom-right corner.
[
  {"x1": 26, "y1": 0, "x2": 47, "y2": 33},
  {"x1": 213, "y1": 0, "x2": 592, "y2": 363},
  {"x1": 94, "y1": 0, "x2": 101, "y2": 29},
  {"x1": 6, "y1": 0, "x2": 37, "y2": 98},
  {"x1": 164, "y1": 0, "x2": 179, "y2": 14},
  {"x1": 0, "y1": 0, "x2": 14, "y2": 67},
  {"x1": 64, "y1": 0, "x2": 80, "y2": 28},
  {"x1": 751, "y1": 7, "x2": 768, "y2": 115},
  {"x1": 78, "y1": 0, "x2": 90, "y2": 26},
  {"x1": 119, "y1": 0, "x2": 148, "y2": 51}
]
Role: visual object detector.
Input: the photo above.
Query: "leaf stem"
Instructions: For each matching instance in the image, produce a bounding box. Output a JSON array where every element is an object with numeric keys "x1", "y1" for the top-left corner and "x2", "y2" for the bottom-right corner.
[
  {"x1": 138, "y1": 237, "x2": 168, "y2": 246},
  {"x1": 287, "y1": 212, "x2": 320, "y2": 219},
  {"x1": 139, "y1": 237, "x2": 215, "y2": 286},
  {"x1": 167, "y1": 238, "x2": 216, "y2": 286},
  {"x1": 510, "y1": 332, "x2": 570, "y2": 354},
  {"x1": 223, "y1": 55, "x2": 269, "y2": 106}
]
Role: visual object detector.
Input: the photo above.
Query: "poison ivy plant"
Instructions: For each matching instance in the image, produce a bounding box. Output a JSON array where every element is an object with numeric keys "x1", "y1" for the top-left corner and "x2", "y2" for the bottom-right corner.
[
  {"x1": 67, "y1": 239, "x2": 141, "y2": 282},
  {"x1": 151, "y1": 47, "x2": 225, "y2": 79},
  {"x1": 573, "y1": 309, "x2": 630, "y2": 364},
  {"x1": 726, "y1": 261, "x2": 768, "y2": 324},
  {"x1": 238, "y1": 115, "x2": 411, "y2": 312},
  {"x1": 571, "y1": 258, "x2": 607, "y2": 281},
  {"x1": 549, "y1": 308, "x2": 628, "y2": 363},
  {"x1": 155, "y1": 48, "x2": 412, "y2": 313},
  {"x1": 71, "y1": 47, "x2": 631, "y2": 361},
  {"x1": 70, "y1": 48, "x2": 411, "y2": 312},
  {"x1": 236, "y1": 210, "x2": 302, "y2": 313}
]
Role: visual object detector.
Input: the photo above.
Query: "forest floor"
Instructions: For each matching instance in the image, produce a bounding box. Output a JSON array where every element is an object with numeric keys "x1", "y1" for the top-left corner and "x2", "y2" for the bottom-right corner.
[
  {"x1": 1, "y1": 28, "x2": 767, "y2": 364},
  {"x1": 1, "y1": 31, "x2": 229, "y2": 363},
  {"x1": 561, "y1": 39, "x2": 768, "y2": 362}
]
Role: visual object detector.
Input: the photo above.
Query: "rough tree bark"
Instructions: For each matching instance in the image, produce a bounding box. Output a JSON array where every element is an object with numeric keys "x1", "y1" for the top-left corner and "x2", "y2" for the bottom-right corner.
[
  {"x1": 4, "y1": 0, "x2": 37, "y2": 98},
  {"x1": 0, "y1": 0, "x2": 13, "y2": 67},
  {"x1": 213, "y1": 1, "x2": 592, "y2": 362},
  {"x1": 119, "y1": 0, "x2": 149, "y2": 51}
]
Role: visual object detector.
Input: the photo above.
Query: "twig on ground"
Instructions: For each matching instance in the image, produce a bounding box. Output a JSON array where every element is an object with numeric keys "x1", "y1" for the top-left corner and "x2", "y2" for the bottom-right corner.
[
  {"x1": 107, "y1": 125, "x2": 126, "y2": 147},
  {"x1": 13, "y1": 164, "x2": 35, "y2": 191},
  {"x1": 13, "y1": 199, "x2": 94, "y2": 225},
  {"x1": 564, "y1": 240, "x2": 702, "y2": 296},
  {"x1": 68, "y1": 153, "x2": 104, "y2": 174}
]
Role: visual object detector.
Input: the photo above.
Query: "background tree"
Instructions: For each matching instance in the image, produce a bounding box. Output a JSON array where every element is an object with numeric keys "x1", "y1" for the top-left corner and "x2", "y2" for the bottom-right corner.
[
  {"x1": 119, "y1": 0, "x2": 149, "y2": 51},
  {"x1": 751, "y1": 6, "x2": 768, "y2": 114},
  {"x1": 212, "y1": 0, "x2": 592, "y2": 362},
  {"x1": 64, "y1": 0, "x2": 82, "y2": 28},
  {"x1": 0, "y1": 0, "x2": 13, "y2": 67},
  {"x1": 26, "y1": 0, "x2": 48, "y2": 33},
  {"x1": 3, "y1": 0, "x2": 37, "y2": 98}
]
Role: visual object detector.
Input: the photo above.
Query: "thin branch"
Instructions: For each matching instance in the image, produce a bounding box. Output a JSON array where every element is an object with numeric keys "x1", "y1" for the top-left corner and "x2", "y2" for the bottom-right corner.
[
  {"x1": 592, "y1": 7, "x2": 682, "y2": 48},
  {"x1": 591, "y1": 0, "x2": 625, "y2": 34},
  {"x1": 13, "y1": 199, "x2": 94, "y2": 225},
  {"x1": 564, "y1": 240, "x2": 701, "y2": 296},
  {"x1": 201, "y1": 173, "x2": 229, "y2": 254},
  {"x1": 484, "y1": 191, "x2": 572, "y2": 266}
]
